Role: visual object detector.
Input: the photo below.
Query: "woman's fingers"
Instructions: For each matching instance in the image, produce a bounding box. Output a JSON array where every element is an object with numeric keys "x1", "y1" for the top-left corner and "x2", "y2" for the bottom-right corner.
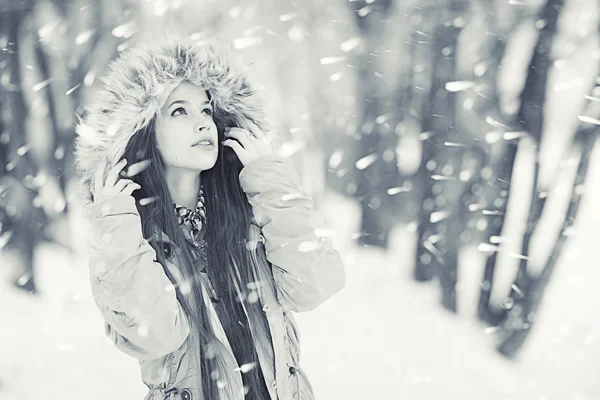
[
  {"x1": 223, "y1": 122, "x2": 274, "y2": 167},
  {"x1": 224, "y1": 128, "x2": 252, "y2": 148},
  {"x1": 112, "y1": 178, "x2": 135, "y2": 193},
  {"x1": 92, "y1": 159, "x2": 135, "y2": 200},
  {"x1": 245, "y1": 120, "x2": 266, "y2": 141},
  {"x1": 90, "y1": 158, "x2": 142, "y2": 202},
  {"x1": 121, "y1": 182, "x2": 141, "y2": 197},
  {"x1": 105, "y1": 158, "x2": 128, "y2": 189}
]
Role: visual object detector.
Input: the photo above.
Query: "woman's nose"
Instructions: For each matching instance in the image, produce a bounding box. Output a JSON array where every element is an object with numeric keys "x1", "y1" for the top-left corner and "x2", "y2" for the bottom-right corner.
[{"x1": 195, "y1": 123, "x2": 209, "y2": 132}]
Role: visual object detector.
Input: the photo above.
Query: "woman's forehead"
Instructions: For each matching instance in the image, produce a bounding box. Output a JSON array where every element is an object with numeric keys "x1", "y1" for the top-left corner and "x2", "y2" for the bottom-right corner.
[{"x1": 164, "y1": 81, "x2": 210, "y2": 106}]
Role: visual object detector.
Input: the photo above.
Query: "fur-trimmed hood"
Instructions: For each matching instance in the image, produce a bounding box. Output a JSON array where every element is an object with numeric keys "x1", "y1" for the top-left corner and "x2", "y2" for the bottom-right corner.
[{"x1": 74, "y1": 35, "x2": 266, "y2": 198}]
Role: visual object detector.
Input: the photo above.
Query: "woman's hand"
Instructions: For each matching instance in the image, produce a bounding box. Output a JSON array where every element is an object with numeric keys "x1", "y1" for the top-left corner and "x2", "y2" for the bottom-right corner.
[
  {"x1": 92, "y1": 158, "x2": 141, "y2": 202},
  {"x1": 222, "y1": 120, "x2": 274, "y2": 167}
]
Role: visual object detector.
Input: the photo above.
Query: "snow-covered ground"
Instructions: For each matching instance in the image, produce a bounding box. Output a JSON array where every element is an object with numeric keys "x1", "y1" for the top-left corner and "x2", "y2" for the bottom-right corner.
[{"x1": 1, "y1": 142, "x2": 599, "y2": 399}]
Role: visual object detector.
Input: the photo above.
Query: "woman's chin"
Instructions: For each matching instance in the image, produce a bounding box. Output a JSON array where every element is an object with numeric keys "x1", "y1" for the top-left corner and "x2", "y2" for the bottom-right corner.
[
  {"x1": 196, "y1": 157, "x2": 218, "y2": 172},
  {"x1": 172, "y1": 150, "x2": 217, "y2": 172},
  {"x1": 174, "y1": 160, "x2": 217, "y2": 173}
]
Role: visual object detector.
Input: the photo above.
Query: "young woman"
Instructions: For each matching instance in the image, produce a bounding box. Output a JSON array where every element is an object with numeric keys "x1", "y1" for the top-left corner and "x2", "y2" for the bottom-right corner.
[{"x1": 74, "y1": 36, "x2": 345, "y2": 400}]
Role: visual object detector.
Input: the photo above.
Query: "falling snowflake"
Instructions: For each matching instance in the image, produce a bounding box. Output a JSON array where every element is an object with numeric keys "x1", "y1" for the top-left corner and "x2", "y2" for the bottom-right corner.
[
  {"x1": 340, "y1": 37, "x2": 362, "y2": 53},
  {"x1": 445, "y1": 80, "x2": 476, "y2": 92},
  {"x1": 233, "y1": 36, "x2": 263, "y2": 49},
  {"x1": 355, "y1": 154, "x2": 377, "y2": 170}
]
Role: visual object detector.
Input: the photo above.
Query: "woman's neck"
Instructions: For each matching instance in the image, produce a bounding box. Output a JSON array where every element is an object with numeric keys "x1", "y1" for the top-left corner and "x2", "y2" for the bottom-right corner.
[{"x1": 165, "y1": 167, "x2": 201, "y2": 210}]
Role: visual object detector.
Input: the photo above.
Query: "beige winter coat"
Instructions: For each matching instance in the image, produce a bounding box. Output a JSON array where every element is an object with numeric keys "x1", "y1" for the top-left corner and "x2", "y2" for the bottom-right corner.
[
  {"x1": 75, "y1": 36, "x2": 345, "y2": 399},
  {"x1": 83, "y1": 154, "x2": 345, "y2": 399}
]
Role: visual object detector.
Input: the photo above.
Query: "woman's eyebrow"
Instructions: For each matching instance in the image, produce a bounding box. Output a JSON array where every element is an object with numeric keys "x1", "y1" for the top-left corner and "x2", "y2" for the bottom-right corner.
[
  {"x1": 168, "y1": 99, "x2": 212, "y2": 108},
  {"x1": 168, "y1": 100, "x2": 188, "y2": 108}
]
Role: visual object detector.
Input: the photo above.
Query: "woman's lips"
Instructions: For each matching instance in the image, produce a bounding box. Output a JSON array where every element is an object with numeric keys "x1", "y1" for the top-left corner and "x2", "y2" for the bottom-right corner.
[{"x1": 191, "y1": 139, "x2": 215, "y2": 149}]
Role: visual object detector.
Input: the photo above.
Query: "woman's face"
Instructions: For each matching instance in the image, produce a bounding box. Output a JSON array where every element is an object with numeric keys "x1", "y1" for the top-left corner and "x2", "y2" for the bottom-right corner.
[{"x1": 155, "y1": 81, "x2": 219, "y2": 172}]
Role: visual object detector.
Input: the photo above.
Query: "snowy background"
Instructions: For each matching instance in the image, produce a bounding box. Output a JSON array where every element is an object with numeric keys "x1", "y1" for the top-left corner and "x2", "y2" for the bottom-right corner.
[
  {"x1": 2, "y1": 161, "x2": 600, "y2": 399},
  {"x1": 1, "y1": 0, "x2": 599, "y2": 399}
]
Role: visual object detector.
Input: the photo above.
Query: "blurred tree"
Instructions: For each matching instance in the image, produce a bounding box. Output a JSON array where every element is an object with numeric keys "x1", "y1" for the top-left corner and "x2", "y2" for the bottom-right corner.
[
  {"x1": 18, "y1": 0, "x2": 134, "y2": 218},
  {"x1": 410, "y1": 0, "x2": 471, "y2": 312},
  {"x1": 458, "y1": 0, "x2": 541, "y2": 326},
  {"x1": 497, "y1": 78, "x2": 599, "y2": 357},
  {"x1": 300, "y1": 1, "x2": 361, "y2": 205},
  {"x1": 0, "y1": 0, "x2": 45, "y2": 293},
  {"x1": 346, "y1": 0, "x2": 402, "y2": 248},
  {"x1": 474, "y1": 0, "x2": 563, "y2": 329},
  {"x1": 465, "y1": 0, "x2": 600, "y2": 357},
  {"x1": 0, "y1": 0, "x2": 134, "y2": 293}
]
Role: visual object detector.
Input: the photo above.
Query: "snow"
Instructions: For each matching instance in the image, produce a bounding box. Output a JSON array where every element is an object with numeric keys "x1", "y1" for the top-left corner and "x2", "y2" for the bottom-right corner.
[
  {"x1": 1, "y1": 143, "x2": 599, "y2": 399},
  {"x1": 295, "y1": 144, "x2": 600, "y2": 399},
  {"x1": 1, "y1": 0, "x2": 599, "y2": 398}
]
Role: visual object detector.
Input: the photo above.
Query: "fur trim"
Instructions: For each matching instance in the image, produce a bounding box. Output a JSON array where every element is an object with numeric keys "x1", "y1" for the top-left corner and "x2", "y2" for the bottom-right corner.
[{"x1": 73, "y1": 34, "x2": 267, "y2": 199}]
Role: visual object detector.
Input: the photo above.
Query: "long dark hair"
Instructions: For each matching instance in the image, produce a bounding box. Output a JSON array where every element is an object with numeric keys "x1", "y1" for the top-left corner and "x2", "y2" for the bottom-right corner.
[{"x1": 121, "y1": 110, "x2": 271, "y2": 399}]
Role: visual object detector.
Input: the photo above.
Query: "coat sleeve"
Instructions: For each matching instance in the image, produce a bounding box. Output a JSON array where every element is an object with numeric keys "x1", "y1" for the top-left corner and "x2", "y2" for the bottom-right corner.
[
  {"x1": 239, "y1": 155, "x2": 346, "y2": 312},
  {"x1": 83, "y1": 194, "x2": 190, "y2": 361}
]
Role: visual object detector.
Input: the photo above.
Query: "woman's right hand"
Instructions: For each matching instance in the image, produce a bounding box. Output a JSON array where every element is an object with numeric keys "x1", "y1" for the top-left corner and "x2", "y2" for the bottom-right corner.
[{"x1": 92, "y1": 158, "x2": 141, "y2": 202}]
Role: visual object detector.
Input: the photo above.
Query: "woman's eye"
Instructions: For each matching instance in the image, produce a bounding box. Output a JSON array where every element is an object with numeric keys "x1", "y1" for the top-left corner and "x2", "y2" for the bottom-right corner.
[
  {"x1": 171, "y1": 107, "x2": 186, "y2": 117},
  {"x1": 202, "y1": 107, "x2": 213, "y2": 116}
]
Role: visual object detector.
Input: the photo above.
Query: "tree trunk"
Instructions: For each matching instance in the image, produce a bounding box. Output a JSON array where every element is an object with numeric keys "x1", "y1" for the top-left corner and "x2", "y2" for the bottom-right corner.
[
  {"x1": 478, "y1": 0, "x2": 564, "y2": 326},
  {"x1": 498, "y1": 127, "x2": 598, "y2": 357},
  {"x1": 347, "y1": 0, "x2": 399, "y2": 248},
  {"x1": 0, "y1": 6, "x2": 41, "y2": 294},
  {"x1": 413, "y1": 0, "x2": 469, "y2": 312}
]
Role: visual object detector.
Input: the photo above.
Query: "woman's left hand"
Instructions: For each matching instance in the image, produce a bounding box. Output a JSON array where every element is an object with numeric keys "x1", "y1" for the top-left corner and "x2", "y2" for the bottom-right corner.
[{"x1": 223, "y1": 120, "x2": 274, "y2": 167}]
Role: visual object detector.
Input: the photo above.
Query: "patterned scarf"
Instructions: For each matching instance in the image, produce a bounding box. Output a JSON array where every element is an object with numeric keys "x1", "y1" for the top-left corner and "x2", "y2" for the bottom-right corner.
[{"x1": 174, "y1": 186, "x2": 207, "y2": 241}]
